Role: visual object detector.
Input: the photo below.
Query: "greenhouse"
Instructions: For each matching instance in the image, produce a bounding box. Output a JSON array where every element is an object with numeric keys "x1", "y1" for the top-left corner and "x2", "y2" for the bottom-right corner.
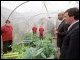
[{"x1": 1, "y1": 1, "x2": 79, "y2": 59}]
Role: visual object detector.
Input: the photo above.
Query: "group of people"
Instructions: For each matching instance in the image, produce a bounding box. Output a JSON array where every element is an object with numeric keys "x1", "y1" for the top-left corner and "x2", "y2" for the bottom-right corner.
[
  {"x1": 56, "y1": 7, "x2": 79, "y2": 59},
  {"x1": 32, "y1": 24, "x2": 44, "y2": 40},
  {"x1": 1, "y1": 7, "x2": 79, "y2": 59}
]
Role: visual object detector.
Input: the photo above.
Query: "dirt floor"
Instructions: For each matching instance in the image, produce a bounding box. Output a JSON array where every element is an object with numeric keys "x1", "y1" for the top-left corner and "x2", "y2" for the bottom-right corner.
[{"x1": 52, "y1": 37, "x2": 60, "y2": 59}]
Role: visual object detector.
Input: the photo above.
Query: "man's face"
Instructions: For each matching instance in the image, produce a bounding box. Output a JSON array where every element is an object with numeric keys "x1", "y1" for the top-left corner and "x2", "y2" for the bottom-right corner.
[
  {"x1": 63, "y1": 12, "x2": 74, "y2": 24},
  {"x1": 58, "y1": 13, "x2": 63, "y2": 20}
]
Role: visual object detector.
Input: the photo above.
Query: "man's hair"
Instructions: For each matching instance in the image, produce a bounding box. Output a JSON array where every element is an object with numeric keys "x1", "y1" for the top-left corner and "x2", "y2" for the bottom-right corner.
[
  {"x1": 5, "y1": 20, "x2": 10, "y2": 23},
  {"x1": 65, "y1": 7, "x2": 79, "y2": 20}
]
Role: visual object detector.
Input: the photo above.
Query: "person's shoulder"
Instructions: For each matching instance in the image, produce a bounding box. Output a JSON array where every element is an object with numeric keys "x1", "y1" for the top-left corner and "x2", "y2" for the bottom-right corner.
[
  {"x1": 69, "y1": 26, "x2": 79, "y2": 36},
  {"x1": 72, "y1": 23, "x2": 79, "y2": 31},
  {"x1": 9, "y1": 24, "x2": 13, "y2": 27},
  {"x1": 73, "y1": 26, "x2": 79, "y2": 33},
  {"x1": 1, "y1": 25, "x2": 6, "y2": 28},
  {"x1": 9, "y1": 25, "x2": 13, "y2": 29}
]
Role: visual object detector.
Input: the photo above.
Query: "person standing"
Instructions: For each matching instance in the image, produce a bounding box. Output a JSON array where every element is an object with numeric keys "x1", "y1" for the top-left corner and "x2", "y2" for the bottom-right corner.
[
  {"x1": 1, "y1": 20, "x2": 13, "y2": 53},
  {"x1": 56, "y1": 12, "x2": 70, "y2": 49},
  {"x1": 32, "y1": 24, "x2": 37, "y2": 36},
  {"x1": 39, "y1": 25, "x2": 44, "y2": 40},
  {"x1": 60, "y1": 7, "x2": 79, "y2": 59}
]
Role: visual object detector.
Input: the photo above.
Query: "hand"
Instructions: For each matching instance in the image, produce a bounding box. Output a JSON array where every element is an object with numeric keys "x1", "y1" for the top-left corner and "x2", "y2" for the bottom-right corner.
[
  {"x1": 55, "y1": 30, "x2": 58, "y2": 34},
  {"x1": 55, "y1": 29, "x2": 59, "y2": 34}
]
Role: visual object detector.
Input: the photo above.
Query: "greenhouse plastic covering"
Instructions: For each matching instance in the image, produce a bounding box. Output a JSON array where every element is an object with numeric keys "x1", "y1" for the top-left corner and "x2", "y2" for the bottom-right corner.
[{"x1": 1, "y1": 1, "x2": 79, "y2": 59}]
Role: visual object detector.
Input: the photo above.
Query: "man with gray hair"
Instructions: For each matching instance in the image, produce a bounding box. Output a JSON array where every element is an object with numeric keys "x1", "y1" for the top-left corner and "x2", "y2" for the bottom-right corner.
[{"x1": 56, "y1": 12, "x2": 70, "y2": 49}]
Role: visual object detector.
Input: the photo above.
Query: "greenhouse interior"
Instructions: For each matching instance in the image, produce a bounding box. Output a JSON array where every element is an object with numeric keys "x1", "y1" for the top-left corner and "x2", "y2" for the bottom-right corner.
[{"x1": 1, "y1": 1, "x2": 79, "y2": 59}]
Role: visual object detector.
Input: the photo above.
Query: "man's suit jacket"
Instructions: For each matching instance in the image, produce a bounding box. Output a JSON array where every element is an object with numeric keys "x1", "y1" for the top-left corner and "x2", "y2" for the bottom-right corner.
[
  {"x1": 60, "y1": 21, "x2": 79, "y2": 59},
  {"x1": 57, "y1": 20, "x2": 70, "y2": 48}
]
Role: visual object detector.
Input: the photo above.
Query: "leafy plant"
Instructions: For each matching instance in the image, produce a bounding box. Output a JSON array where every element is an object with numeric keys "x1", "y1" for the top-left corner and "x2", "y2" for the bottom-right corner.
[
  {"x1": 23, "y1": 37, "x2": 55, "y2": 59},
  {"x1": 23, "y1": 47, "x2": 44, "y2": 59},
  {"x1": 12, "y1": 43, "x2": 23, "y2": 54},
  {"x1": 2, "y1": 32, "x2": 56, "y2": 59},
  {"x1": 2, "y1": 52, "x2": 19, "y2": 59}
]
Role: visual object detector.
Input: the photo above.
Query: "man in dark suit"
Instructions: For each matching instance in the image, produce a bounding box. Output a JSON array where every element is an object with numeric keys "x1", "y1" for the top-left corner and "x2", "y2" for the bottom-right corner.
[
  {"x1": 60, "y1": 7, "x2": 79, "y2": 59},
  {"x1": 56, "y1": 12, "x2": 70, "y2": 49}
]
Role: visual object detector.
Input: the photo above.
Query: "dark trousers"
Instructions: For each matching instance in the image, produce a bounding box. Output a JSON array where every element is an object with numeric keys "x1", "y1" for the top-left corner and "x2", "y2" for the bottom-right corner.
[{"x1": 3, "y1": 40, "x2": 12, "y2": 53}]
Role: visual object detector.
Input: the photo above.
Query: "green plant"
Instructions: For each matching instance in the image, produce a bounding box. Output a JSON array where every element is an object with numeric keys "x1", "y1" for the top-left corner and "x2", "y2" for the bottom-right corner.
[
  {"x1": 1, "y1": 52, "x2": 19, "y2": 59},
  {"x1": 23, "y1": 47, "x2": 44, "y2": 59},
  {"x1": 12, "y1": 43, "x2": 23, "y2": 54},
  {"x1": 3, "y1": 32, "x2": 56, "y2": 59},
  {"x1": 23, "y1": 38, "x2": 55, "y2": 59}
]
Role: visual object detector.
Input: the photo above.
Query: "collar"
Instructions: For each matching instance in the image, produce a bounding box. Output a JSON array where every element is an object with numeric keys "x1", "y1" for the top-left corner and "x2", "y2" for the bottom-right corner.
[{"x1": 68, "y1": 20, "x2": 79, "y2": 31}]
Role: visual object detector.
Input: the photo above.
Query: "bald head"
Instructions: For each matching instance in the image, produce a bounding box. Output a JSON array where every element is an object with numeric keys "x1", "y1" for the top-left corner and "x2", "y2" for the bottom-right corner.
[{"x1": 58, "y1": 12, "x2": 64, "y2": 20}]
